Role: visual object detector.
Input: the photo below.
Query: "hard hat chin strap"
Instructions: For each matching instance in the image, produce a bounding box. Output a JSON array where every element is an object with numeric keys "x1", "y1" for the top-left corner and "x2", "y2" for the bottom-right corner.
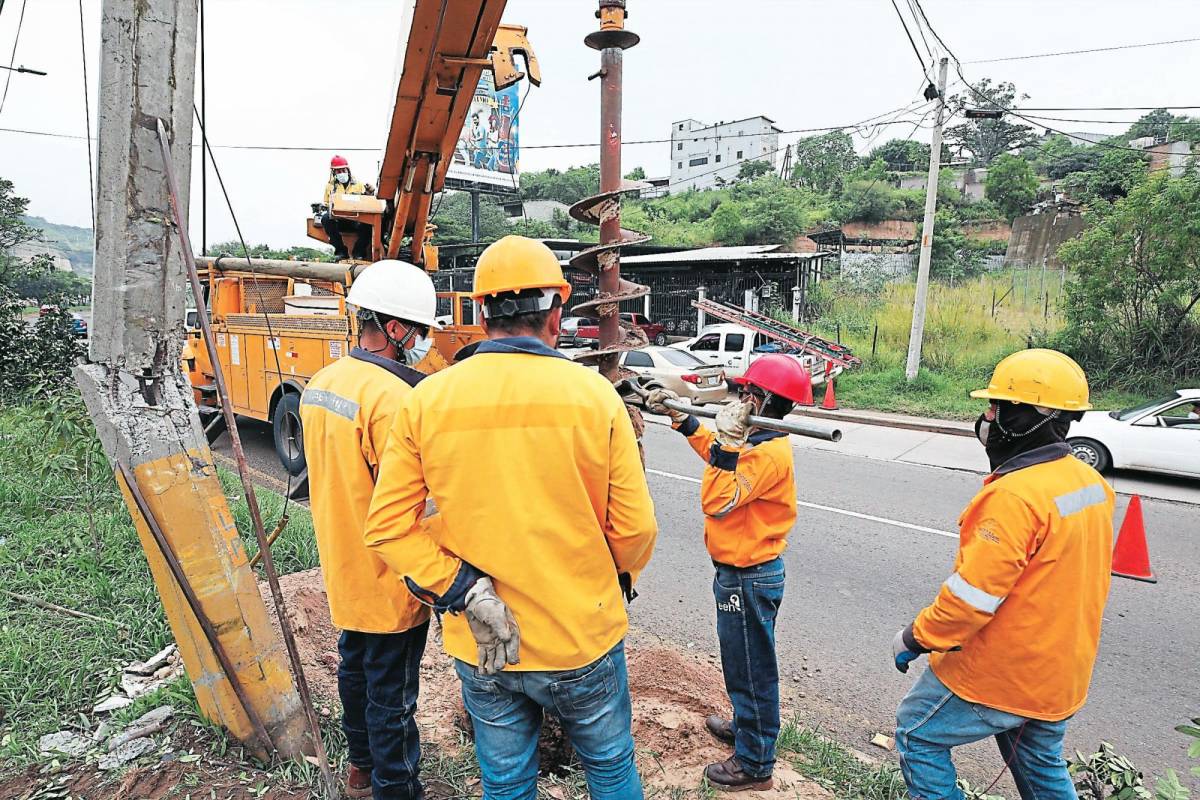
[
  {"x1": 994, "y1": 403, "x2": 1060, "y2": 439},
  {"x1": 358, "y1": 309, "x2": 417, "y2": 356}
]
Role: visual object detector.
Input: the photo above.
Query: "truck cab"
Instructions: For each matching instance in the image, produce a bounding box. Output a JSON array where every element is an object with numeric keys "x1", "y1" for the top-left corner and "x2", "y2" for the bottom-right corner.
[{"x1": 672, "y1": 323, "x2": 836, "y2": 384}]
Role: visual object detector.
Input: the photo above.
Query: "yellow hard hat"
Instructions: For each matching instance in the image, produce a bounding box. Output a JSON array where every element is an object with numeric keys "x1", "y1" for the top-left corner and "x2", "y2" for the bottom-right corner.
[
  {"x1": 970, "y1": 348, "x2": 1092, "y2": 411},
  {"x1": 471, "y1": 235, "x2": 572, "y2": 304}
]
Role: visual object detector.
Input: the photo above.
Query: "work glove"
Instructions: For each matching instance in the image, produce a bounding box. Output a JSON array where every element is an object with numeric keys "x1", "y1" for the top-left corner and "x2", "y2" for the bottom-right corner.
[
  {"x1": 714, "y1": 400, "x2": 752, "y2": 449},
  {"x1": 464, "y1": 577, "x2": 520, "y2": 675},
  {"x1": 645, "y1": 388, "x2": 688, "y2": 423},
  {"x1": 892, "y1": 625, "x2": 929, "y2": 674}
]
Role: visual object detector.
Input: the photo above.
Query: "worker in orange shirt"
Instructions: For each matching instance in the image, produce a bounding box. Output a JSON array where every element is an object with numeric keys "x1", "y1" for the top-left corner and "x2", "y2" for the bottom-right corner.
[
  {"x1": 891, "y1": 349, "x2": 1114, "y2": 800},
  {"x1": 364, "y1": 236, "x2": 658, "y2": 800},
  {"x1": 299, "y1": 260, "x2": 441, "y2": 800},
  {"x1": 647, "y1": 355, "x2": 813, "y2": 792}
]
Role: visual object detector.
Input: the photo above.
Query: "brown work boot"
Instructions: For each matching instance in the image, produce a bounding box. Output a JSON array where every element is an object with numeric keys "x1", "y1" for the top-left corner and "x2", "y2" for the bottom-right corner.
[
  {"x1": 705, "y1": 714, "x2": 735, "y2": 745},
  {"x1": 704, "y1": 756, "x2": 773, "y2": 792},
  {"x1": 344, "y1": 764, "x2": 372, "y2": 799}
]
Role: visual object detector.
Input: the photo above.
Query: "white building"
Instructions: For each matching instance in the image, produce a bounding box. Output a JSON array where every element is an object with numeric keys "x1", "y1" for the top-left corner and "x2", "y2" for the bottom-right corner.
[{"x1": 669, "y1": 116, "x2": 781, "y2": 191}]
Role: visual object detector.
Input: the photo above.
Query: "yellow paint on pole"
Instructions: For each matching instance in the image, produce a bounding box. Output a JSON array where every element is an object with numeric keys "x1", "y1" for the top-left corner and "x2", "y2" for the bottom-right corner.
[{"x1": 116, "y1": 450, "x2": 309, "y2": 758}]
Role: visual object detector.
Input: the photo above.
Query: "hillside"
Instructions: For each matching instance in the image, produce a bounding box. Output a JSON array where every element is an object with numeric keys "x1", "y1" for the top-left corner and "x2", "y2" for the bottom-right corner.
[{"x1": 22, "y1": 216, "x2": 94, "y2": 274}]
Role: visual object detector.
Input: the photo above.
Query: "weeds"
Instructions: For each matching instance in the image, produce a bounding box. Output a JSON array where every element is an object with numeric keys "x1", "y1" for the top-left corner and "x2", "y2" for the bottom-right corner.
[{"x1": 777, "y1": 721, "x2": 908, "y2": 800}]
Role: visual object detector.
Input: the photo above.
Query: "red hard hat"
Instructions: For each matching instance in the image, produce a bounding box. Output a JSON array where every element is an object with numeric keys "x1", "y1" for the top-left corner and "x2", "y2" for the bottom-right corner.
[
  {"x1": 734, "y1": 354, "x2": 814, "y2": 406},
  {"x1": 330, "y1": 155, "x2": 349, "y2": 169}
]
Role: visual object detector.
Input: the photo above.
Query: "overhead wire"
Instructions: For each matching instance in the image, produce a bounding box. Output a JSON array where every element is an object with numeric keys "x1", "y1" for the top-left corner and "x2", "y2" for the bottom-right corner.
[
  {"x1": 0, "y1": 0, "x2": 29, "y2": 118},
  {"x1": 889, "y1": 0, "x2": 932, "y2": 82},
  {"x1": 78, "y1": 0, "x2": 95, "y2": 227},
  {"x1": 965, "y1": 35, "x2": 1200, "y2": 65},
  {"x1": 191, "y1": 105, "x2": 295, "y2": 524}
]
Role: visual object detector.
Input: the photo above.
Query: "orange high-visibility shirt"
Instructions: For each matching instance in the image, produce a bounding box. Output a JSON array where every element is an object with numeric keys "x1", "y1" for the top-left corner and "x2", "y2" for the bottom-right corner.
[
  {"x1": 364, "y1": 338, "x2": 658, "y2": 671},
  {"x1": 913, "y1": 449, "x2": 1114, "y2": 721},
  {"x1": 675, "y1": 416, "x2": 796, "y2": 567},
  {"x1": 299, "y1": 349, "x2": 431, "y2": 634}
]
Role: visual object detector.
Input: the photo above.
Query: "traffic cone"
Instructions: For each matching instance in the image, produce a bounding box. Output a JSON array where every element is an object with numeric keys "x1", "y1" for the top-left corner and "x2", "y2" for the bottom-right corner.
[
  {"x1": 821, "y1": 361, "x2": 839, "y2": 410},
  {"x1": 1111, "y1": 495, "x2": 1156, "y2": 583}
]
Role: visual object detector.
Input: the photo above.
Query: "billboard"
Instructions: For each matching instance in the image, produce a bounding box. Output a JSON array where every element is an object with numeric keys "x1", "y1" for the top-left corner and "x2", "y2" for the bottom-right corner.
[{"x1": 446, "y1": 70, "x2": 521, "y2": 191}]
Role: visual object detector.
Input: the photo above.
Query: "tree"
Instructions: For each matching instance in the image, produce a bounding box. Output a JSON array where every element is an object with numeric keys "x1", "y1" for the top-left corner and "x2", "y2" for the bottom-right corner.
[
  {"x1": 711, "y1": 202, "x2": 744, "y2": 245},
  {"x1": 986, "y1": 154, "x2": 1038, "y2": 221},
  {"x1": 520, "y1": 164, "x2": 600, "y2": 205},
  {"x1": 868, "y1": 139, "x2": 938, "y2": 173},
  {"x1": 945, "y1": 79, "x2": 1037, "y2": 166},
  {"x1": 1057, "y1": 173, "x2": 1200, "y2": 384},
  {"x1": 1124, "y1": 108, "x2": 1200, "y2": 145},
  {"x1": 0, "y1": 178, "x2": 54, "y2": 288},
  {"x1": 1063, "y1": 147, "x2": 1147, "y2": 204},
  {"x1": 789, "y1": 131, "x2": 859, "y2": 194},
  {"x1": 624, "y1": 166, "x2": 646, "y2": 181},
  {"x1": 737, "y1": 160, "x2": 773, "y2": 181}
]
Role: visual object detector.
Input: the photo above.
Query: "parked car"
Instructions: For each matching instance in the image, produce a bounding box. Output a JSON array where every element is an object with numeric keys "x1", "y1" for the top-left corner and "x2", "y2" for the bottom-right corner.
[
  {"x1": 1067, "y1": 389, "x2": 1200, "y2": 478},
  {"x1": 671, "y1": 323, "x2": 837, "y2": 385},
  {"x1": 619, "y1": 346, "x2": 729, "y2": 406},
  {"x1": 576, "y1": 312, "x2": 669, "y2": 347},
  {"x1": 39, "y1": 304, "x2": 59, "y2": 317},
  {"x1": 560, "y1": 316, "x2": 596, "y2": 347},
  {"x1": 70, "y1": 313, "x2": 88, "y2": 338}
]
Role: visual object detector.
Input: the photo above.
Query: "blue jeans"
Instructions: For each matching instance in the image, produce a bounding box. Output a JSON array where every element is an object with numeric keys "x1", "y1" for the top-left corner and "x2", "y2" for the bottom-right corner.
[
  {"x1": 896, "y1": 667, "x2": 1077, "y2": 800},
  {"x1": 338, "y1": 622, "x2": 429, "y2": 800},
  {"x1": 714, "y1": 557, "x2": 786, "y2": 778},
  {"x1": 454, "y1": 641, "x2": 641, "y2": 800}
]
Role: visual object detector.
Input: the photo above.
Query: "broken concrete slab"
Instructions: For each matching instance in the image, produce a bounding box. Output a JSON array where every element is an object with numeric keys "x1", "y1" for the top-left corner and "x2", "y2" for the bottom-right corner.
[
  {"x1": 98, "y1": 737, "x2": 156, "y2": 771},
  {"x1": 38, "y1": 731, "x2": 91, "y2": 758}
]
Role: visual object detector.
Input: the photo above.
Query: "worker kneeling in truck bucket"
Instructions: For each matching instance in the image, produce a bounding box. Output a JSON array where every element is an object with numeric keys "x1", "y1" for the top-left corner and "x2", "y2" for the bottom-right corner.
[
  {"x1": 892, "y1": 349, "x2": 1114, "y2": 800},
  {"x1": 646, "y1": 354, "x2": 813, "y2": 792},
  {"x1": 298, "y1": 260, "x2": 443, "y2": 800},
  {"x1": 364, "y1": 235, "x2": 658, "y2": 800},
  {"x1": 320, "y1": 154, "x2": 373, "y2": 260}
]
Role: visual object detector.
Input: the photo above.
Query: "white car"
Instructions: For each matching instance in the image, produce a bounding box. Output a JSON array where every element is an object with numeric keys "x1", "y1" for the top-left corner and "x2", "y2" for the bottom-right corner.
[{"x1": 1067, "y1": 389, "x2": 1200, "y2": 478}]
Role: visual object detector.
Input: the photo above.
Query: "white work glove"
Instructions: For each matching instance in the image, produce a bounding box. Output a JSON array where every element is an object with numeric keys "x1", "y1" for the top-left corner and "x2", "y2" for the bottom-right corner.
[
  {"x1": 464, "y1": 577, "x2": 520, "y2": 675},
  {"x1": 714, "y1": 399, "x2": 752, "y2": 449},
  {"x1": 645, "y1": 388, "x2": 688, "y2": 423}
]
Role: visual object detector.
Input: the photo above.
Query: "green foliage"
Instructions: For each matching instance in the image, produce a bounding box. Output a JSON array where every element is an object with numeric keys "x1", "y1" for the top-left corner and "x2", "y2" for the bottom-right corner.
[
  {"x1": 204, "y1": 240, "x2": 334, "y2": 261},
  {"x1": 0, "y1": 178, "x2": 57, "y2": 289},
  {"x1": 623, "y1": 166, "x2": 646, "y2": 181},
  {"x1": 1056, "y1": 173, "x2": 1200, "y2": 388},
  {"x1": 1125, "y1": 109, "x2": 1200, "y2": 144},
  {"x1": 520, "y1": 164, "x2": 599, "y2": 205},
  {"x1": 1032, "y1": 135, "x2": 1103, "y2": 180},
  {"x1": 737, "y1": 160, "x2": 773, "y2": 181},
  {"x1": 869, "y1": 139, "x2": 931, "y2": 173},
  {"x1": 946, "y1": 79, "x2": 1038, "y2": 166},
  {"x1": 1063, "y1": 148, "x2": 1149, "y2": 204},
  {"x1": 790, "y1": 131, "x2": 859, "y2": 194},
  {"x1": 986, "y1": 154, "x2": 1039, "y2": 221},
  {"x1": 711, "y1": 202, "x2": 744, "y2": 245},
  {"x1": 0, "y1": 291, "x2": 83, "y2": 401},
  {"x1": 1071, "y1": 742, "x2": 1153, "y2": 800}
]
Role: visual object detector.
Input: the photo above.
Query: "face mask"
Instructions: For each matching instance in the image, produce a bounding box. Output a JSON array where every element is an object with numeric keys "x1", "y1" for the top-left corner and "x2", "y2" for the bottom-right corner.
[
  {"x1": 404, "y1": 333, "x2": 431, "y2": 366},
  {"x1": 336, "y1": 172, "x2": 350, "y2": 185}
]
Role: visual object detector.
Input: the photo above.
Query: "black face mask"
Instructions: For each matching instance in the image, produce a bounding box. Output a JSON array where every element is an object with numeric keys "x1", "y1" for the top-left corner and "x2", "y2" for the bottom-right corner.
[{"x1": 975, "y1": 402, "x2": 1076, "y2": 472}]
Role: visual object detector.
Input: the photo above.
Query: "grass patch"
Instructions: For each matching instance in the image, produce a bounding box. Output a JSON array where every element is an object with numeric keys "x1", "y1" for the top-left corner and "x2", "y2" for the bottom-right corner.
[
  {"x1": 0, "y1": 397, "x2": 317, "y2": 762},
  {"x1": 778, "y1": 721, "x2": 907, "y2": 800},
  {"x1": 218, "y1": 467, "x2": 319, "y2": 575},
  {"x1": 804, "y1": 273, "x2": 1167, "y2": 419}
]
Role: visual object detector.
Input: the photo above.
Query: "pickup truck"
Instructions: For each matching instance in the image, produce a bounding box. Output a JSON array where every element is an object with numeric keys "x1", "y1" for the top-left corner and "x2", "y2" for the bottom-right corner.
[
  {"x1": 576, "y1": 312, "x2": 668, "y2": 347},
  {"x1": 671, "y1": 323, "x2": 839, "y2": 384}
]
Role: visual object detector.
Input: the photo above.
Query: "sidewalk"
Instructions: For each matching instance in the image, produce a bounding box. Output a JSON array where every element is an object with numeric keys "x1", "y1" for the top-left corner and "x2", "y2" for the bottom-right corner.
[{"x1": 785, "y1": 406, "x2": 1200, "y2": 506}]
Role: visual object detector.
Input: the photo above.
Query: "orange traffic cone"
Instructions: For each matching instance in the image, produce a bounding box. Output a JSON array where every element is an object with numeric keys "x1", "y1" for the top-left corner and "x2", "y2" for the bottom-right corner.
[
  {"x1": 1111, "y1": 495, "x2": 1156, "y2": 583},
  {"x1": 821, "y1": 361, "x2": 839, "y2": 410}
]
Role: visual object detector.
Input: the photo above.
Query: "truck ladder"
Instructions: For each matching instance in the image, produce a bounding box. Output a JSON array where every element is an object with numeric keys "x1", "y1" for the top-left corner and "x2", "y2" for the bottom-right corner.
[{"x1": 691, "y1": 298, "x2": 862, "y2": 369}]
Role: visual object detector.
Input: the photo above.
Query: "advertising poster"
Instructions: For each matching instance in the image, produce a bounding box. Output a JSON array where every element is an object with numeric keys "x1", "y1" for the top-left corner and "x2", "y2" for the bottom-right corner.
[{"x1": 446, "y1": 71, "x2": 521, "y2": 190}]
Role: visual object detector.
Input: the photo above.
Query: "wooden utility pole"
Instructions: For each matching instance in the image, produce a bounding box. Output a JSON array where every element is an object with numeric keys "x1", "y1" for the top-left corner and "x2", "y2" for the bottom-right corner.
[
  {"x1": 905, "y1": 56, "x2": 949, "y2": 382},
  {"x1": 74, "y1": 0, "x2": 308, "y2": 758}
]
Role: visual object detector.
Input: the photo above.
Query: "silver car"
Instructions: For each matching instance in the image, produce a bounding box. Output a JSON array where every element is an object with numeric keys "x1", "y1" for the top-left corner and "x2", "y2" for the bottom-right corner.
[{"x1": 620, "y1": 346, "x2": 729, "y2": 406}]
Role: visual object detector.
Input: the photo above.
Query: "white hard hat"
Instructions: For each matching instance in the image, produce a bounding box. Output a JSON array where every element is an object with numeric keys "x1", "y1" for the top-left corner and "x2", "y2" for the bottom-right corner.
[{"x1": 345, "y1": 260, "x2": 443, "y2": 330}]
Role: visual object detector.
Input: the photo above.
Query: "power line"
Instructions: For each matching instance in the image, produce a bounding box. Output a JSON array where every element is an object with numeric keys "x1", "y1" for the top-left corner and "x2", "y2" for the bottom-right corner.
[
  {"x1": 904, "y1": 0, "x2": 935, "y2": 61},
  {"x1": 78, "y1": 0, "x2": 95, "y2": 227},
  {"x1": 964, "y1": 35, "x2": 1200, "y2": 65},
  {"x1": 889, "y1": 0, "x2": 932, "y2": 81},
  {"x1": 0, "y1": 0, "x2": 29, "y2": 118}
]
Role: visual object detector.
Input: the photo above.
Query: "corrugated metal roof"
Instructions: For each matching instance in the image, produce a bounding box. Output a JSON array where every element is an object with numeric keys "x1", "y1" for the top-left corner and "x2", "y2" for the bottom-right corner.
[{"x1": 620, "y1": 246, "x2": 830, "y2": 265}]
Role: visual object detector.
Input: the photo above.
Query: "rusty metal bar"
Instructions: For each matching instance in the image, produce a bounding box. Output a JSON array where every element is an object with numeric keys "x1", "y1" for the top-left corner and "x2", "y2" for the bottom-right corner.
[
  {"x1": 155, "y1": 119, "x2": 336, "y2": 800},
  {"x1": 115, "y1": 462, "x2": 275, "y2": 753},
  {"x1": 249, "y1": 515, "x2": 290, "y2": 570}
]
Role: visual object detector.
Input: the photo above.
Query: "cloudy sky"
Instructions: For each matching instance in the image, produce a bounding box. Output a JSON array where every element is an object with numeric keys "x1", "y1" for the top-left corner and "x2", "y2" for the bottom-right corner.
[{"x1": 1, "y1": 0, "x2": 1198, "y2": 248}]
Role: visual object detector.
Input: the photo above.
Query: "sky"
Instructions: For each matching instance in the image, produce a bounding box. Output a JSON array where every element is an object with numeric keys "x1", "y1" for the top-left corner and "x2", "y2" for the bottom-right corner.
[{"x1": 1, "y1": 0, "x2": 1199, "y2": 249}]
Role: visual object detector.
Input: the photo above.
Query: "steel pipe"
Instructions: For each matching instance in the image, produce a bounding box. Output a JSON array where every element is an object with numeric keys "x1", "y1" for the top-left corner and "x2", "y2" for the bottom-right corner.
[{"x1": 665, "y1": 399, "x2": 843, "y2": 442}]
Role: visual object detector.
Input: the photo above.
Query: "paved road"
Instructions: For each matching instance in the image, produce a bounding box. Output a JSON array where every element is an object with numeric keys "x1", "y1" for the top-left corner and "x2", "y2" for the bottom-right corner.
[{"x1": 216, "y1": 415, "x2": 1200, "y2": 787}]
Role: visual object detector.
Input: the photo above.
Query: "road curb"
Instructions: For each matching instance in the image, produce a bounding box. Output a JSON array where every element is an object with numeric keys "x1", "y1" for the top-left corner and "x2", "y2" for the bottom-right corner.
[{"x1": 792, "y1": 408, "x2": 975, "y2": 438}]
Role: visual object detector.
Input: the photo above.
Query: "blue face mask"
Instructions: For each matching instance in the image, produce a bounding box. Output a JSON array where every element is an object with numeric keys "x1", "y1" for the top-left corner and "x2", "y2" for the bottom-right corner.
[{"x1": 404, "y1": 333, "x2": 431, "y2": 366}]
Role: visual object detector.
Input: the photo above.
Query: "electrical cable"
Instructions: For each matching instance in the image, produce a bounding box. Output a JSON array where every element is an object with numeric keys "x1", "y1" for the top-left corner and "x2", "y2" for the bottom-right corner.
[
  {"x1": 889, "y1": 0, "x2": 932, "y2": 82},
  {"x1": 77, "y1": 0, "x2": 94, "y2": 227},
  {"x1": 191, "y1": 104, "x2": 294, "y2": 526},
  {"x1": 0, "y1": 0, "x2": 29, "y2": 118},
  {"x1": 965, "y1": 36, "x2": 1200, "y2": 65},
  {"x1": 905, "y1": 0, "x2": 935, "y2": 61}
]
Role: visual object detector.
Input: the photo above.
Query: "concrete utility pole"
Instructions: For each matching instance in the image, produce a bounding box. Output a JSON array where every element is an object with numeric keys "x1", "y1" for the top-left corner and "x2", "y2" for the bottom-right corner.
[
  {"x1": 904, "y1": 56, "x2": 949, "y2": 382},
  {"x1": 74, "y1": 0, "x2": 308, "y2": 758}
]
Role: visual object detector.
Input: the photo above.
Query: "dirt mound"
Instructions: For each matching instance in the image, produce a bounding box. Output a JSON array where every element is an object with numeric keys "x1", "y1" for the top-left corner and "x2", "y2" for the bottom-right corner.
[{"x1": 258, "y1": 570, "x2": 830, "y2": 798}]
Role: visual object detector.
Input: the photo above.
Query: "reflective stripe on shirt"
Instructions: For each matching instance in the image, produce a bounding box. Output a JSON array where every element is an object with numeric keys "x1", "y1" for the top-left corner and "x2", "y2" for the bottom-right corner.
[
  {"x1": 301, "y1": 388, "x2": 359, "y2": 421},
  {"x1": 1053, "y1": 483, "x2": 1108, "y2": 518},
  {"x1": 945, "y1": 571, "x2": 1005, "y2": 614}
]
